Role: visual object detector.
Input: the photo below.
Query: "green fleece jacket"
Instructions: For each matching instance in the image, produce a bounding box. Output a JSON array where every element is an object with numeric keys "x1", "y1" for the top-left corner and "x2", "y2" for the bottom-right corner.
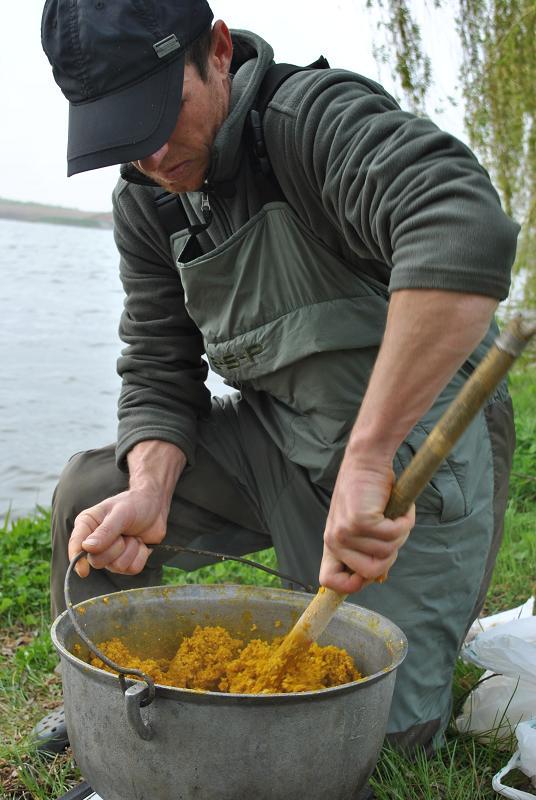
[{"x1": 112, "y1": 30, "x2": 519, "y2": 470}]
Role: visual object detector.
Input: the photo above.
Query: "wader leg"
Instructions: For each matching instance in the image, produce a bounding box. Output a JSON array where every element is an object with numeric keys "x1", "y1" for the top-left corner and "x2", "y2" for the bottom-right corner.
[
  {"x1": 354, "y1": 398, "x2": 514, "y2": 753},
  {"x1": 264, "y1": 400, "x2": 515, "y2": 755},
  {"x1": 265, "y1": 463, "x2": 496, "y2": 753}
]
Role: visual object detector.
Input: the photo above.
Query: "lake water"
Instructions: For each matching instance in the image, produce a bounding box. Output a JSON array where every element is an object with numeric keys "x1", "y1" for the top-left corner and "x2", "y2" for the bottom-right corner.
[
  {"x1": 0, "y1": 218, "x2": 526, "y2": 521},
  {"x1": 0, "y1": 219, "x2": 225, "y2": 520}
]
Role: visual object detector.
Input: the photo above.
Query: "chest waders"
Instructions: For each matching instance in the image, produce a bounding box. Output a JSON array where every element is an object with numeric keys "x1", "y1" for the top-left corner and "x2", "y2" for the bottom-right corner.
[
  {"x1": 174, "y1": 201, "x2": 388, "y2": 487},
  {"x1": 171, "y1": 192, "x2": 509, "y2": 749}
]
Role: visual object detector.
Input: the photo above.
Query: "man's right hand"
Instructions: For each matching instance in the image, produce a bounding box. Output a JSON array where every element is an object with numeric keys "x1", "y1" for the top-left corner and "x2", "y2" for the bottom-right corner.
[
  {"x1": 68, "y1": 487, "x2": 170, "y2": 577},
  {"x1": 68, "y1": 440, "x2": 187, "y2": 578}
]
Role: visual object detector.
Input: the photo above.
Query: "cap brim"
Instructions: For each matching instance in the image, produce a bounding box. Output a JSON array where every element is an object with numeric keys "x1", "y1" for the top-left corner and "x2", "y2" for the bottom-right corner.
[{"x1": 66, "y1": 58, "x2": 185, "y2": 176}]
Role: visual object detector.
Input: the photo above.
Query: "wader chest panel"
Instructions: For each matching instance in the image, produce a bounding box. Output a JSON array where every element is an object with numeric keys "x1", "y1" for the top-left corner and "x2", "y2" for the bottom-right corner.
[{"x1": 174, "y1": 201, "x2": 388, "y2": 484}]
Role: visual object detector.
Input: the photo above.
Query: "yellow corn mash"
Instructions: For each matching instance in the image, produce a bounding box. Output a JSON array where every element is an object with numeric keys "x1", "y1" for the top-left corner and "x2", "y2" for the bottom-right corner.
[{"x1": 89, "y1": 625, "x2": 361, "y2": 694}]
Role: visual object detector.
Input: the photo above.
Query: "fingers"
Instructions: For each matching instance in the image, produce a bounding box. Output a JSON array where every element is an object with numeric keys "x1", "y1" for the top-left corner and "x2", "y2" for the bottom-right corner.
[
  {"x1": 81, "y1": 533, "x2": 151, "y2": 576},
  {"x1": 319, "y1": 549, "x2": 368, "y2": 595},
  {"x1": 69, "y1": 508, "x2": 105, "y2": 578},
  {"x1": 81, "y1": 502, "x2": 133, "y2": 552},
  {"x1": 69, "y1": 499, "x2": 133, "y2": 577},
  {"x1": 86, "y1": 536, "x2": 128, "y2": 570},
  {"x1": 320, "y1": 502, "x2": 416, "y2": 593},
  {"x1": 104, "y1": 538, "x2": 151, "y2": 575},
  {"x1": 324, "y1": 512, "x2": 411, "y2": 563},
  {"x1": 319, "y1": 544, "x2": 398, "y2": 593}
]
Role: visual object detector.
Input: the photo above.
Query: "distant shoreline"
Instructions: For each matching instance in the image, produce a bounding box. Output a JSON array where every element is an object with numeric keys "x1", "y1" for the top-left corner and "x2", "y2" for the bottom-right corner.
[{"x1": 0, "y1": 197, "x2": 113, "y2": 231}]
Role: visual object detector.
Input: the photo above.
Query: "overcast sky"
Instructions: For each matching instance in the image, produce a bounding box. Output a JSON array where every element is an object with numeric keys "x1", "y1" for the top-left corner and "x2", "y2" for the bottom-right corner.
[{"x1": 1, "y1": 1, "x2": 463, "y2": 212}]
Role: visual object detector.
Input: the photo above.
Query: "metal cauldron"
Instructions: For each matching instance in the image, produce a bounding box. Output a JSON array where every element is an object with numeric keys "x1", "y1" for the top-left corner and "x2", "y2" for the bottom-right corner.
[{"x1": 52, "y1": 584, "x2": 407, "y2": 800}]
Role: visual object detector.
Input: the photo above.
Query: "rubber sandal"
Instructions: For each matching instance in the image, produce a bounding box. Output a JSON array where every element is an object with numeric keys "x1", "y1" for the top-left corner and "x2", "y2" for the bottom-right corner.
[{"x1": 33, "y1": 705, "x2": 70, "y2": 754}]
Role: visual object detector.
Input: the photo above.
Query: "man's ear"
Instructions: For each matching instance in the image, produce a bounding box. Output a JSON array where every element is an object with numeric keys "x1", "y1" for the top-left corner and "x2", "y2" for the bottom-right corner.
[{"x1": 210, "y1": 20, "x2": 233, "y2": 76}]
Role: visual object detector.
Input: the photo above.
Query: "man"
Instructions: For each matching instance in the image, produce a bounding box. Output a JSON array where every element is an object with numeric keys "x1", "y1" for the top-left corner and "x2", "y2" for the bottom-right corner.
[{"x1": 40, "y1": 0, "x2": 517, "y2": 761}]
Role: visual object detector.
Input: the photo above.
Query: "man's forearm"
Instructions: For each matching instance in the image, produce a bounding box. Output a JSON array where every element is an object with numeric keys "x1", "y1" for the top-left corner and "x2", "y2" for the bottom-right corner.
[
  {"x1": 127, "y1": 439, "x2": 187, "y2": 508},
  {"x1": 348, "y1": 289, "x2": 498, "y2": 467}
]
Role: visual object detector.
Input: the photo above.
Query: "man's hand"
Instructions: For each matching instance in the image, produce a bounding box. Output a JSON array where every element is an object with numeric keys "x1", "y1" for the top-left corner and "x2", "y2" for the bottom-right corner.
[
  {"x1": 320, "y1": 453, "x2": 415, "y2": 594},
  {"x1": 68, "y1": 487, "x2": 170, "y2": 578},
  {"x1": 69, "y1": 440, "x2": 187, "y2": 578}
]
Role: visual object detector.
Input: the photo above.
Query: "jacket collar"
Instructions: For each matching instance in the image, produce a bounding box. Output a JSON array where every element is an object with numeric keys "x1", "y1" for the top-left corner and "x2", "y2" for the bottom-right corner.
[
  {"x1": 206, "y1": 30, "x2": 274, "y2": 186},
  {"x1": 119, "y1": 162, "x2": 159, "y2": 186}
]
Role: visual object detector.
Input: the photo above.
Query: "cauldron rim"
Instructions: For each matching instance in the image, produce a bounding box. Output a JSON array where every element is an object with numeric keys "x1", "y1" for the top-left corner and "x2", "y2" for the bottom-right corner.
[{"x1": 52, "y1": 582, "x2": 408, "y2": 702}]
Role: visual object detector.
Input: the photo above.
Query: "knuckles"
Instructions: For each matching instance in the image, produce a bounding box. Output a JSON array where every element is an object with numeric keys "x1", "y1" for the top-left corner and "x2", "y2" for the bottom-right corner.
[
  {"x1": 353, "y1": 560, "x2": 380, "y2": 581},
  {"x1": 324, "y1": 524, "x2": 351, "y2": 550}
]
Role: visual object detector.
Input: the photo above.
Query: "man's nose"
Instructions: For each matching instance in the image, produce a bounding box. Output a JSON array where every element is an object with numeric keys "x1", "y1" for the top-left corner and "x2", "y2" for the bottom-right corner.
[{"x1": 137, "y1": 142, "x2": 169, "y2": 171}]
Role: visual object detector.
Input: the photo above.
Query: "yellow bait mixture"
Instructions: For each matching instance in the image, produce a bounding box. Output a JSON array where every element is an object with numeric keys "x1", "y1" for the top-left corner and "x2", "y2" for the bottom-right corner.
[{"x1": 89, "y1": 625, "x2": 361, "y2": 694}]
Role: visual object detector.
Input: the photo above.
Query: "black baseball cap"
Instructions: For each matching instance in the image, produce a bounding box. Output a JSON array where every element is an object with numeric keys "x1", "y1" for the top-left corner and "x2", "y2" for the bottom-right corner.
[{"x1": 41, "y1": 0, "x2": 214, "y2": 176}]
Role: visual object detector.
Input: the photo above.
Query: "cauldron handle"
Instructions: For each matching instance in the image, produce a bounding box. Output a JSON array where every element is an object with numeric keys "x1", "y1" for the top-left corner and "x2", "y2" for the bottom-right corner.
[
  {"x1": 64, "y1": 552, "x2": 156, "y2": 740},
  {"x1": 124, "y1": 683, "x2": 154, "y2": 741}
]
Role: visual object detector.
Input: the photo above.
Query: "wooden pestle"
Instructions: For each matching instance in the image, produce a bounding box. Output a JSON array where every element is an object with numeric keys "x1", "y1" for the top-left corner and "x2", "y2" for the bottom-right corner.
[{"x1": 279, "y1": 315, "x2": 536, "y2": 658}]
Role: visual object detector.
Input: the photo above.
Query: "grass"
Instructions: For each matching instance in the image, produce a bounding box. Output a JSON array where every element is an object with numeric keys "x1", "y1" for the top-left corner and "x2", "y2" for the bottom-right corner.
[
  {"x1": 0, "y1": 368, "x2": 534, "y2": 799},
  {"x1": 507, "y1": 370, "x2": 536, "y2": 514},
  {"x1": 161, "y1": 547, "x2": 280, "y2": 588}
]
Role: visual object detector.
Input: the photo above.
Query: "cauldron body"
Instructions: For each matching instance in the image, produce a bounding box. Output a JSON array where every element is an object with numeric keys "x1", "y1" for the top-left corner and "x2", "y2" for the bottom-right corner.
[{"x1": 52, "y1": 584, "x2": 407, "y2": 800}]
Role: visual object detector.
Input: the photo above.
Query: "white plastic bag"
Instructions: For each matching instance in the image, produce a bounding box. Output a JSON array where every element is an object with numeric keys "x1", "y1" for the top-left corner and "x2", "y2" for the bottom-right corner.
[
  {"x1": 492, "y1": 719, "x2": 536, "y2": 799},
  {"x1": 465, "y1": 597, "x2": 534, "y2": 644},
  {"x1": 456, "y1": 617, "x2": 536, "y2": 739},
  {"x1": 457, "y1": 607, "x2": 536, "y2": 797},
  {"x1": 462, "y1": 617, "x2": 536, "y2": 681},
  {"x1": 456, "y1": 672, "x2": 536, "y2": 740},
  {"x1": 456, "y1": 617, "x2": 536, "y2": 740}
]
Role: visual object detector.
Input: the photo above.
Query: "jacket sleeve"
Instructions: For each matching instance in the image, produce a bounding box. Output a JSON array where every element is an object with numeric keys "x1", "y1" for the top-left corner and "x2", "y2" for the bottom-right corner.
[
  {"x1": 265, "y1": 69, "x2": 519, "y2": 299},
  {"x1": 113, "y1": 179, "x2": 211, "y2": 471}
]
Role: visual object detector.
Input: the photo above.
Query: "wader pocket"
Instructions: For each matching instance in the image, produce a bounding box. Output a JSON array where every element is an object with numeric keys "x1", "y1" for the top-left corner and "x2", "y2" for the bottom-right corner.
[
  {"x1": 170, "y1": 230, "x2": 194, "y2": 263},
  {"x1": 395, "y1": 424, "x2": 468, "y2": 523}
]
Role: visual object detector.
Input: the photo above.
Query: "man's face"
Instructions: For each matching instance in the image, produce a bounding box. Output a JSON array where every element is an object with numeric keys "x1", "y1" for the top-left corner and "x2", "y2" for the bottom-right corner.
[{"x1": 134, "y1": 26, "x2": 231, "y2": 193}]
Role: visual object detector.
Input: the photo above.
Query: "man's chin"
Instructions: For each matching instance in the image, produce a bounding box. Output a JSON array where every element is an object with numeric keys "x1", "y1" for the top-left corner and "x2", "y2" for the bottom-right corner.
[
  {"x1": 158, "y1": 161, "x2": 207, "y2": 194},
  {"x1": 131, "y1": 161, "x2": 205, "y2": 194},
  {"x1": 155, "y1": 175, "x2": 205, "y2": 195}
]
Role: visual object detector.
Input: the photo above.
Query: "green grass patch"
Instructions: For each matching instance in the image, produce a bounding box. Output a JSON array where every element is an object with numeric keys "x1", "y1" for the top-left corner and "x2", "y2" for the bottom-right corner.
[
  {"x1": 0, "y1": 508, "x2": 52, "y2": 626},
  {"x1": 508, "y1": 371, "x2": 536, "y2": 513},
  {"x1": 162, "y1": 547, "x2": 280, "y2": 587},
  {"x1": 483, "y1": 506, "x2": 536, "y2": 614},
  {"x1": 0, "y1": 366, "x2": 533, "y2": 798},
  {"x1": 370, "y1": 735, "x2": 531, "y2": 799}
]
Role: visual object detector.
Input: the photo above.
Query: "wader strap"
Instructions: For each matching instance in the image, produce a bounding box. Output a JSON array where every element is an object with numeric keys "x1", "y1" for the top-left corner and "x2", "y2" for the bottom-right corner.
[
  {"x1": 249, "y1": 57, "x2": 330, "y2": 177},
  {"x1": 248, "y1": 56, "x2": 330, "y2": 202},
  {"x1": 154, "y1": 191, "x2": 203, "y2": 261},
  {"x1": 254, "y1": 57, "x2": 330, "y2": 119}
]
